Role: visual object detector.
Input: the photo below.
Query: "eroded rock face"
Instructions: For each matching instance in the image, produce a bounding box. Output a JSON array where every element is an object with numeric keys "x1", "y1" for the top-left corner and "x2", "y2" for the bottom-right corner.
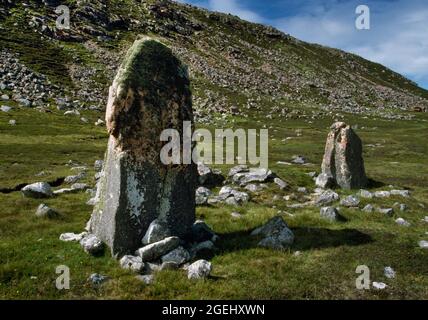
[
  {"x1": 89, "y1": 38, "x2": 197, "y2": 258},
  {"x1": 321, "y1": 122, "x2": 368, "y2": 189}
]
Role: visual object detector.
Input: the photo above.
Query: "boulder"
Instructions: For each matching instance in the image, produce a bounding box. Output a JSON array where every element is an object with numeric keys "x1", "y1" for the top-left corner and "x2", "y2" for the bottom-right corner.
[
  {"x1": 142, "y1": 219, "x2": 171, "y2": 245},
  {"x1": 232, "y1": 168, "x2": 274, "y2": 185},
  {"x1": 251, "y1": 216, "x2": 294, "y2": 249},
  {"x1": 340, "y1": 195, "x2": 360, "y2": 207},
  {"x1": 315, "y1": 189, "x2": 339, "y2": 206},
  {"x1": 80, "y1": 234, "x2": 104, "y2": 255},
  {"x1": 161, "y1": 246, "x2": 190, "y2": 265},
  {"x1": 321, "y1": 122, "x2": 368, "y2": 189},
  {"x1": 135, "y1": 236, "x2": 180, "y2": 262},
  {"x1": 88, "y1": 38, "x2": 197, "y2": 257},
  {"x1": 320, "y1": 207, "x2": 340, "y2": 221},
  {"x1": 315, "y1": 173, "x2": 335, "y2": 189},
  {"x1": 21, "y1": 182, "x2": 53, "y2": 198},
  {"x1": 191, "y1": 220, "x2": 216, "y2": 243},
  {"x1": 187, "y1": 260, "x2": 212, "y2": 280},
  {"x1": 119, "y1": 255, "x2": 145, "y2": 273}
]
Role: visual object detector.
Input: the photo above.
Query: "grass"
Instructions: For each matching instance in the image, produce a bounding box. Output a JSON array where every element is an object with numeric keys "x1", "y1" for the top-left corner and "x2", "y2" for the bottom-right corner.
[{"x1": 1, "y1": 104, "x2": 427, "y2": 300}]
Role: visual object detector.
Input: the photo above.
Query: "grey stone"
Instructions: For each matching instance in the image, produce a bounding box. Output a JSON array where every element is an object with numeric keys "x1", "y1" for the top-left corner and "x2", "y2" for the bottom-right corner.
[
  {"x1": 9, "y1": 120, "x2": 16, "y2": 126},
  {"x1": 59, "y1": 232, "x2": 87, "y2": 242},
  {"x1": 375, "y1": 191, "x2": 391, "y2": 198},
  {"x1": 35, "y1": 204, "x2": 59, "y2": 218},
  {"x1": 292, "y1": 155, "x2": 306, "y2": 164},
  {"x1": 225, "y1": 197, "x2": 239, "y2": 206},
  {"x1": 372, "y1": 282, "x2": 387, "y2": 290},
  {"x1": 315, "y1": 189, "x2": 339, "y2": 206},
  {"x1": 88, "y1": 273, "x2": 108, "y2": 285},
  {"x1": 399, "y1": 204, "x2": 408, "y2": 212},
  {"x1": 340, "y1": 195, "x2": 360, "y2": 207},
  {"x1": 297, "y1": 187, "x2": 308, "y2": 194},
  {"x1": 187, "y1": 260, "x2": 212, "y2": 280},
  {"x1": 232, "y1": 168, "x2": 274, "y2": 185},
  {"x1": 21, "y1": 182, "x2": 53, "y2": 198},
  {"x1": 161, "y1": 246, "x2": 190, "y2": 265},
  {"x1": 142, "y1": 219, "x2": 171, "y2": 245},
  {"x1": 362, "y1": 204, "x2": 375, "y2": 213},
  {"x1": 321, "y1": 122, "x2": 368, "y2": 189},
  {"x1": 228, "y1": 164, "x2": 249, "y2": 177},
  {"x1": 251, "y1": 216, "x2": 294, "y2": 249},
  {"x1": 390, "y1": 190, "x2": 411, "y2": 197},
  {"x1": 315, "y1": 173, "x2": 335, "y2": 189},
  {"x1": 64, "y1": 172, "x2": 86, "y2": 184},
  {"x1": 119, "y1": 255, "x2": 144, "y2": 273},
  {"x1": 135, "y1": 274, "x2": 154, "y2": 284},
  {"x1": 1, "y1": 94, "x2": 9, "y2": 100},
  {"x1": 0, "y1": 105, "x2": 11, "y2": 112},
  {"x1": 16, "y1": 98, "x2": 31, "y2": 107},
  {"x1": 231, "y1": 212, "x2": 242, "y2": 219},
  {"x1": 196, "y1": 186, "x2": 211, "y2": 205},
  {"x1": 135, "y1": 236, "x2": 180, "y2": 262},
  {"x1": 395, "y1": 218, "x2": 410, "y2": 227},
  {"x1": 359, "y1": 189, "x2": 374, "y2": 199},
  {"x1": 80, "y1": 234, "x2": 104, "y2": 255},
  {"x1": 89, "y1": 38, "x2": 197, "y2": 257},
  {"x1": 384, "y1": 267, "x2": 396, "y2": 279},
  {"x1": 274, "y1": 177, "x2": 288, "y2": 190},
  {"x1": 419, "y1": 240, "x2": 428, "y2": 249},
  {"x1": 320, "y1": 207, "x2": 339, "y2": 221},
  {"x1": 378, "y1": 208, "x2": 394, "y2": 216}
]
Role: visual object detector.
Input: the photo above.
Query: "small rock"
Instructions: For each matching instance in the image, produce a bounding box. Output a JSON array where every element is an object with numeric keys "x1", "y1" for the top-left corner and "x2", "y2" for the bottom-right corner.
[
  {"x1": 95, "y1": 119, "x2": 105, "y2": 126},
  {"x1": 399, "y1": 204, "x2": 408, "y2": 212},
  {"x1": 88, "y1": 273, "x2": 108, "y2": 285},
  {"x1": 59, "y1": 232, "x2": 87, "y2": 242},
  {"x1": 231, "y1": 212, "x2": 242, "y2": 219},
  {"x1": 372, "y1": 282, "x2": 387, "y2": 290},
  {"x1": 292, "y1": 155, "x2": 306, "y2": 164},
  {"x1": 395, "y1": 218, "x2": 410, "y2": 227},
  {"x1": 274, "y1": 177, "x2": 288, "y2": 190},
  {"x1": 362, "y1": 204, "x2": 375, "y2": 213},
  {"x1": 1, "y1": 105, "x2": 11, "y2": 112},
  {"x1": 297, "y1": 187, "x2": 308, "y2": 194},
  {"x1": 228, "y1": 164, "x2": 249, "y2": 177},
  {"x1": 191, "y1": 220, "x2": 216, "y2": 243},
  {"x1": 374, "y1": 191, "x2": 391, "y2": 198},
  {"x1": 315, "y1": 189, "x2": 339, "y2": 206},
  {"x1": 251, "y1": 216, "x2": 295, "y2": 249},
  {"x1": 245, "y1": 184, "x2": 263, "y2": 193},
  {"x1": 320, "y1": 207, "x2": 339, "y2": 221},
  {"x1": 142, "y1": 219, "x2": 171, "y2": 245},
  {"x1": 161, "y1": 246, "x2": 190, "y2": 265},
  {"x1": 384, "y1": 267, "x2": 396, "y2": 279},
  {"x1": 135, "y1": 274, "x2": 154, "y2": 284},
  {"x1": 390, "y1": 190, "x2": 410, "y2": 197},
  {"x1": 315, "y1": 173, "x2": 335, "y2": 189},
  {"x1": 378, "y1": 208, "x2": 394, "y2": 216},
  {"x1": 340, "y1": 195, "x2": 360, "y2": 207},
  {"x1": 359, "y1": 189, "x2": 373, "y2": 199},
  {"x1": 35, "y1": 204, "x2": 59, "y2": 218},
  {"x1": 160, "y1": 261, "x2": 180, "y2": 271},
  {"x1": 187, "y1": 260, "x2": 212, "y2": 280},
  {"x1": 80, "y1": 234, "x2": 104, "y2": 255},
  {"x1": 21, "y1": 182, "x2": 53, "y2": 198},
  {"x1": 9, "y1": 119, "x2": 16, "y2": 126},
  {"x1": 418, "y1": 240, "x2": 428, "y2": 249},
  {"x1": 119, "y1": 255, "x2": 144, "y2": 273}
]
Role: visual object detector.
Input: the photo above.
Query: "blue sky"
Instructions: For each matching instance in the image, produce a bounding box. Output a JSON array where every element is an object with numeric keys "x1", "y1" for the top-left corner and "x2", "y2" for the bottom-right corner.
[{"x1": 175, "y1": 0, "x2": 428, "y2": 90}]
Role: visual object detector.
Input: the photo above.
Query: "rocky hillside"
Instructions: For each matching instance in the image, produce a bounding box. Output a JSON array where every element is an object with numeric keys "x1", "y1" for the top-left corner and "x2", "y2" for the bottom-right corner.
[{"x1": 1, "y1": 0, "x2": 428, "y2": 123}]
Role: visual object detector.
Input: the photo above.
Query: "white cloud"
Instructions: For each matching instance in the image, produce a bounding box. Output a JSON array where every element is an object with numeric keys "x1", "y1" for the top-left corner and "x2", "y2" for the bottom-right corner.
[{"x1": 206, "y1": 0, "x2": 264, "y2": 23}]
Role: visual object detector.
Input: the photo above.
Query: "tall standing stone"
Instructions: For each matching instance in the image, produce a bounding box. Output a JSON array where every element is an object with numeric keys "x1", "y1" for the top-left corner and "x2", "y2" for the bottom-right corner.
[
  {"x1": 89, "y1": 38, "x2": 197, "y2": 258},
  {"x1": 321, "y1": 122, "x2": 368, "y2": 189}
]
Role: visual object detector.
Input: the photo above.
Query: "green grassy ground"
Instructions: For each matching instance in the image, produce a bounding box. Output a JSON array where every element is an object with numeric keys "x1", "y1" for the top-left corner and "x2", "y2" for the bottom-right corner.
[{"x1": 0, "y1": 105, "x2": 427, "y2": 299}]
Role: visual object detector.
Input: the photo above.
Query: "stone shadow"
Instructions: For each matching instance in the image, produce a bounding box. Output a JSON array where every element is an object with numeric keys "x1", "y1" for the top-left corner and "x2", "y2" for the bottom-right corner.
[{"x1": 214, "y1": 227, "x2": 373, "y2": 254}]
